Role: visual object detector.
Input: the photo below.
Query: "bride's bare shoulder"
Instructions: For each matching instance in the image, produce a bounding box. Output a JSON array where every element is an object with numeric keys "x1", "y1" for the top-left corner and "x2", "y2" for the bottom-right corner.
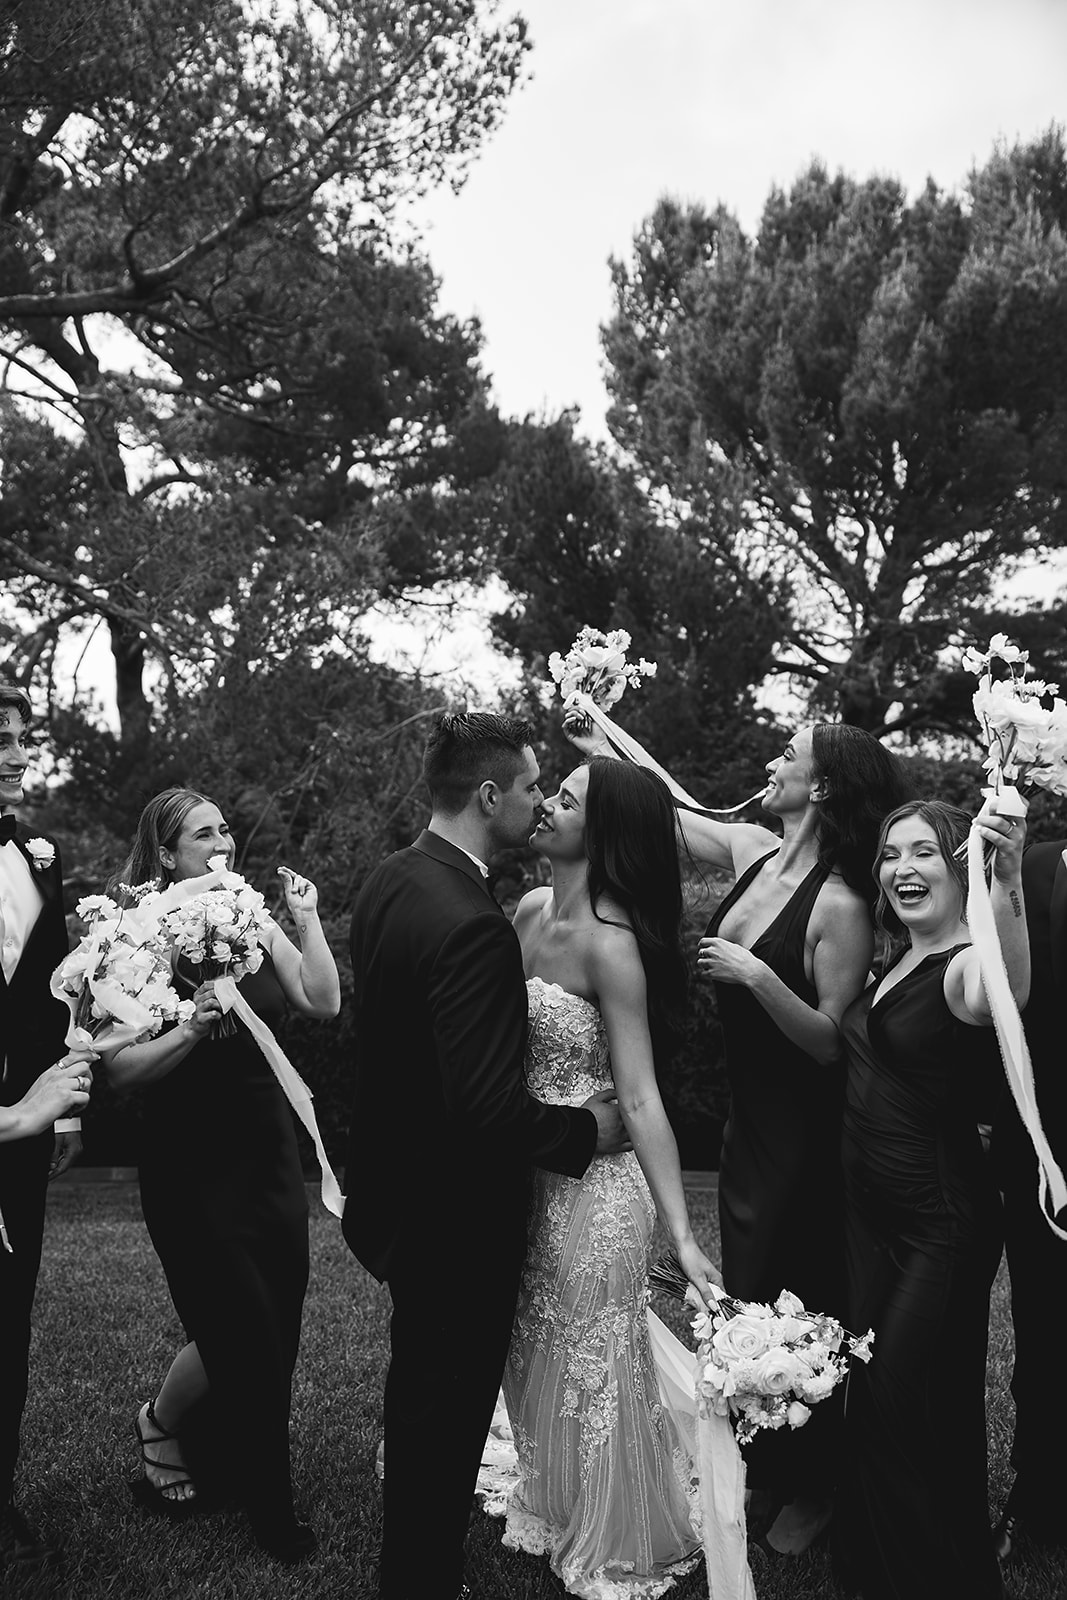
[{"x1": 513, "y1": 885, "x2": 551, "y2": 928}]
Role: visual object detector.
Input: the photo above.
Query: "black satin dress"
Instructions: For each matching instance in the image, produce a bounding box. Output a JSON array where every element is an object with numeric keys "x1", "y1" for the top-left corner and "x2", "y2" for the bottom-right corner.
[
  {"x1": 837, "y1": 948, "x2": 1003, "y2": 1600},
  {"x1": 706, "y1": 851, "x2": 845, "y2": 1497},
  {"x1": 137, "y1": 955, "x2": 310, "y2": 1527}
]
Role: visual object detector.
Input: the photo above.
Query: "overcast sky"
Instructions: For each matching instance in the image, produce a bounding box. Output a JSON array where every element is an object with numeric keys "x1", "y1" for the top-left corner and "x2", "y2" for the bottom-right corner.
[{"x1": 409, "y1": 0, "x2": 1067, "y2": 439}]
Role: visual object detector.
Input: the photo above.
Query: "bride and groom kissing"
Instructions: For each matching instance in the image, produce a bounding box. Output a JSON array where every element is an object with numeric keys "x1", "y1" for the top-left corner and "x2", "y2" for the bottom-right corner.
[{"x1": 343, "y1": 709, "x2": 718, "y2": 1600}]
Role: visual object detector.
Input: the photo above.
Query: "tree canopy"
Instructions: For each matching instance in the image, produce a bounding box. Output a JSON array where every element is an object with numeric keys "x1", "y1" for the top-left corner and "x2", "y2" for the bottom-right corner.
[
  {"x1": 0, "y1": 0, "x2": 527, "y2": 748},
  {"x1": 602, "y1": 128, "x2": 1067, "y2": 734}
]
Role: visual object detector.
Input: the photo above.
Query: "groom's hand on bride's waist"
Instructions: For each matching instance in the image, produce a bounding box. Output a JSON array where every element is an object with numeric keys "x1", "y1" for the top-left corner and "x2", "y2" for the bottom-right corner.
[{"x1": 582, "y1": 1089, "x2": 632, "y2": 1155}]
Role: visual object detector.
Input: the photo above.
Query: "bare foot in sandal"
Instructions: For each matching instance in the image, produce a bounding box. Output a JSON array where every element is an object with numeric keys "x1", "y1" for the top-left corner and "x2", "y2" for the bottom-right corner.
[{"x1": 134, "y1": 1400, "x2": 197, "y2": 1509}]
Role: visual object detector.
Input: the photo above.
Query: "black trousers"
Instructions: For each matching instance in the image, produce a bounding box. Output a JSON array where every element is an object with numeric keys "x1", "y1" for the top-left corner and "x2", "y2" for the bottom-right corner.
[
  {"x1": 0, "y1": 1130, "x2": 51, "y2": 1510},
  {"x1": 379, "y1": 1222, "x2": 525, "y2": 1600},
  {"x1": 1002, "y1": 1142, "x2": 1067, "y2": 1521}
]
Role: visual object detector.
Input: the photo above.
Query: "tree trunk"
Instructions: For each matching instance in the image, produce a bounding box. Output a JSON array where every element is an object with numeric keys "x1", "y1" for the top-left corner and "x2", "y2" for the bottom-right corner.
[{"x1": 109, "y1": 616, "x2": 151, "y2": 753}]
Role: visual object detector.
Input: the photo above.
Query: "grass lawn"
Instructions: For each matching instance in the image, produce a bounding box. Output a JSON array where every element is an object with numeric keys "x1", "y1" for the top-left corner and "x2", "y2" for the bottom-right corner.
[{"x1": 9, "y1": 1182, "x2": 1066, "y2": 1599}]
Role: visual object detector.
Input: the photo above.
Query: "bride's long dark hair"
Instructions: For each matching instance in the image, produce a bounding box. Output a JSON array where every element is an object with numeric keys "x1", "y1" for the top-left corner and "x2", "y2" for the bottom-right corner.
[{"x1": 583, "y1": 756, "x2": 688, "y2": 1061}]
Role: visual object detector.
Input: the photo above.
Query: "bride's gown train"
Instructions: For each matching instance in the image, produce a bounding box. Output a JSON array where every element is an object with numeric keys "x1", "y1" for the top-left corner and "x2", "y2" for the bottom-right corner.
[{"x1": 479, "y1": 978, "x2": 702, "y2": 1599}]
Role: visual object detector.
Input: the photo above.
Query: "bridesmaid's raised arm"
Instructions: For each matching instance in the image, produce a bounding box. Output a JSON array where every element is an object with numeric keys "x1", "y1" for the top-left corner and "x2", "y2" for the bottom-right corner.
[{"x1": 263, "y1": 867, "x2": 340, "y2": 1019}]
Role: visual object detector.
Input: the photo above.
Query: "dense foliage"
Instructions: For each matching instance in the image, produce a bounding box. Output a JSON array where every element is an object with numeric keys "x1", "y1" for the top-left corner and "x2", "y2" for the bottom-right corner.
[
  {"x1": 3, "y1": 12, "x2": 1065, "y2": 1160},
  {"x1": 603, "y1": 129, "x2": 1067, "y2": 734},
  {"x1": 0, "y1": 0, "x2": 528, "y2": 766}
]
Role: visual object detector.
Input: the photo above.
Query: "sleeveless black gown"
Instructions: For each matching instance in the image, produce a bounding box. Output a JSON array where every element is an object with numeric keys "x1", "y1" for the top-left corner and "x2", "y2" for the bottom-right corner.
[
  {"x1": 837, "y1": 948, "x2": 1003, "y2": 1600},
  {"x1": 137, "y1": 955, "x2": 310, "y2": 1527},
  {"x1": 705, "y1": 851, "x2": 845, "y2": 1498}
]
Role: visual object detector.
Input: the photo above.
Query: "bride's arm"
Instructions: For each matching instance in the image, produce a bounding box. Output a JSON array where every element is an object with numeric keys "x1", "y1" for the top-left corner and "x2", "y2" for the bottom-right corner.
[{"x1": 593, "y1": 926, "x2": 721, "y2": 1299}]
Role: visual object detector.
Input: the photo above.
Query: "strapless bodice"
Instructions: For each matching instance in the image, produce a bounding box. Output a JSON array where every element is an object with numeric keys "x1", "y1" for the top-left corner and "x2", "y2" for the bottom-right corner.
[{"x1": 524, "y1": 977, "x2": 612, "y2": 1106}]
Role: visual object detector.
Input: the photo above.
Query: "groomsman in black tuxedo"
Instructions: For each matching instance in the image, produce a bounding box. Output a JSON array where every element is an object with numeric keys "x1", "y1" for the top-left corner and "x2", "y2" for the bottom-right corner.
[
  {"x1": 344, "y1": 711, "x2": 625, "y2": 1600},
  {"x1": 0, "y1": 683, "x2": 89, "y2": 1573},
  {"x1": 994, "y1": 837, "x2": 1067, "y2": 1559}
]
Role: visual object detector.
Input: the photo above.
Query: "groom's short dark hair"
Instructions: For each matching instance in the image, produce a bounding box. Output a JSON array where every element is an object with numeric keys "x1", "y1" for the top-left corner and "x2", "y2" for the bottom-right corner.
[{"x1": 423, "y1": 711, "x2": 535, "y2": 814}]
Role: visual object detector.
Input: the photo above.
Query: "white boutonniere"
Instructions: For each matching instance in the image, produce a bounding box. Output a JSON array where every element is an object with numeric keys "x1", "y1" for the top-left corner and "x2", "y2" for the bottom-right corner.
[{"x1": 25, "y1": 837, "x2": 56, "y2": 871}]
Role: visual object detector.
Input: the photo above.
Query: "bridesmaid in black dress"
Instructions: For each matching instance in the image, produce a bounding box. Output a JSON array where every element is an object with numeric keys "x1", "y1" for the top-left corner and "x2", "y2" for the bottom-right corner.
[
  {"x1": 837, "y1": 799, "x2": 1027, "y2": 1600},
  {"x1": 687, "y1": 723, "x2": 909, "y2": 1548},
  {"x1": 104, "y1": 787, "x2": 340, "y2": 1563}
]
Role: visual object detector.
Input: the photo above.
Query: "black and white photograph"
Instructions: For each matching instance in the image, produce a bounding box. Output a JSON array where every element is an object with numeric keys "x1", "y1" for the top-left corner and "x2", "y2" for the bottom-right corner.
[{"x1": 2, "y1": 1, "x2": 1067, "y2": 1595}]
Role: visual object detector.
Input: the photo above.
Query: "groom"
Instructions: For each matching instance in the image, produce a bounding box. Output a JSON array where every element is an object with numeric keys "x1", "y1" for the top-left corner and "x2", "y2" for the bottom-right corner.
[
  {"x1": 343, "y1": 711, "x2": 624, "y2": 1600},
  {"x1": 0, "y1": 683, "x2": 85, "y2": 1572}
]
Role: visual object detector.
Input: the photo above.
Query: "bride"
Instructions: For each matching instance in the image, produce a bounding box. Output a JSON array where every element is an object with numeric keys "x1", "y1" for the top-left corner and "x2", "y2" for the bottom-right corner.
[{"x1": 485, "y1": 754, "x2": 719, "y2": 1598}]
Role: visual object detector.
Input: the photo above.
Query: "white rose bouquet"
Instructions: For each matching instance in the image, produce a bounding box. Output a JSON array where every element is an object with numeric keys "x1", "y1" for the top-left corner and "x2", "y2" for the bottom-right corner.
[
  {"x1": 52, "y1": 884, "x2": 196, "y2": 1051},
  {"x1": 962, "y1": 632, "x2": 1067, "y2": 814},
  {"x1": 547, "y1": 626, "x2": 657, "y2": 711},
  {"x1": 157, "y1": 857, "x2": 271, "y2": 1036},
  {"x1": 691, "y1": 1288, "x2": 873, "y2": 1444},
  {"x1": 649, "y1": 1253, "x2": 873, "y2": 1444}
]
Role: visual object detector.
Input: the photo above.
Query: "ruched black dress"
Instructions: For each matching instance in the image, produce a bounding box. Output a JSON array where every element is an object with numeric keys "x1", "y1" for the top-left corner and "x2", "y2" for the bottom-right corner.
[
  {"x1": 137, "y1": 954, "x2": 309, "y2": 1527},
  {"x1": 837, "y1": 948, "x2": 1003, "y2": 1600},
  {"x1": 706, "y1": 851, "x2": 845, "y2": 1497}
]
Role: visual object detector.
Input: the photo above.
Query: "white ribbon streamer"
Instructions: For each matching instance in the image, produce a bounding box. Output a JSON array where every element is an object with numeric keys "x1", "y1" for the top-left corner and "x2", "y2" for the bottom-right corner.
[
  {"x1": 966, "y1": 820, "x2": 1067, "y2": 1239},
  {"x1": 567, "y1": 692, "x2": 763, "y2": 814},
  {"x1": 214, "y1": 974, "x2": 345, "y2": 1218},
  {"x1": 646, "y1": 1307, "x2": 756, "y2": 1600},
  {"x1": 697, "y1": 1405, "x2": 756, "y2": 1600},
  {"x1": 568, "y1": 692, "x2": 707, "y2": 808}
]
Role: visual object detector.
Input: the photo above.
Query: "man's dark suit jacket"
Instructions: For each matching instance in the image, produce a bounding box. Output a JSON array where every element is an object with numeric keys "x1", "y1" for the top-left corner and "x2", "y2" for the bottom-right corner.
[
  {"x1": 1002, "y1": 841, "x2": 1067, "y2": 1166},
  {"x1": 0, "y1": 825, "x2": 69, "y2": 1106},
  {"x1": 0, "y1": 824, "x2": 71, "y2": 1510},
  {"x1": 342, "y1": 829, "x2": 596, "y2": 1284}
]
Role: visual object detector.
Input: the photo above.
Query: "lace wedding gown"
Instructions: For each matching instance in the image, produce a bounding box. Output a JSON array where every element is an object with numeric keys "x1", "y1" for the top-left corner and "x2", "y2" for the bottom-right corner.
[{"x1": 479, "y1": 978, "x2": 702, "y2": 1599}]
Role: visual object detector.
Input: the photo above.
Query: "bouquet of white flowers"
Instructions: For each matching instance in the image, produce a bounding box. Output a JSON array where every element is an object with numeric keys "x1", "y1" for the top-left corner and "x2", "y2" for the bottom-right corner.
[
  {"x1": 548, "y1": 626, "x2": 657, "y2": 711},
  {"x1": 962, "y1": 632, "x2": 1067, "y2": 812},
  {"x1": 157, "y1": 857, "x2": 271, "y2": 1035},
  {"x1": 649, "y1": 1252, "x2": 873, "y2": 1444},
  {"x1": 549, "y1": 626, "x2": 765, "y2": 818},
  {"x1": 52, "y1": 884, "x2": 195, "y2": 1052},
  {"x1": 691, "y1": 1288, "x2": 873, "y2": 1444}
]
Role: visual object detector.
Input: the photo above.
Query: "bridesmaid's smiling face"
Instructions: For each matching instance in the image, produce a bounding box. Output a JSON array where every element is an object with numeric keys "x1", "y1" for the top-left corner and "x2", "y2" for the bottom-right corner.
[
  {"x1": 532, "y1": 764, "x2": 588, "y2": 859},
  {"x1": 160, "y1": 801, "x2": 236, "y2": 882},
  {"x1": 877, "y1": 815, "x2": 962, "y2": 936},
  {"x1": 762, "y1": 726, "x2": 816, "y2": 816}
]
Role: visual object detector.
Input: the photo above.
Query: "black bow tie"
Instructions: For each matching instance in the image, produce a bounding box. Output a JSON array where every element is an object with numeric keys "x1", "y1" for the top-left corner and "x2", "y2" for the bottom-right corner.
[{"x1": 0, "y1": 815, "x2": 16, "y2": 844}]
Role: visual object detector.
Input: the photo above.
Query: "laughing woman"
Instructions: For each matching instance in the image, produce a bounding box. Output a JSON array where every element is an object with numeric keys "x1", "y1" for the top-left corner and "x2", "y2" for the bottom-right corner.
[
  {"x1": 835, "y1": 799, "x2": 1027, "y2": 1600},
  {"x1": 104, "y1": 788, "x2": 340, "y2": 1565}
]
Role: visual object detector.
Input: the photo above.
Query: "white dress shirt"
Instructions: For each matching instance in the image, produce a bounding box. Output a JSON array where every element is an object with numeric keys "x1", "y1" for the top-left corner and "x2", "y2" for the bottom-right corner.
[
  {"x1": 454, "y1": 843, "x2": 489, "y2": 879},
  {"x1": 0, "y1": 835, "x2": 42, "y2": 983}
]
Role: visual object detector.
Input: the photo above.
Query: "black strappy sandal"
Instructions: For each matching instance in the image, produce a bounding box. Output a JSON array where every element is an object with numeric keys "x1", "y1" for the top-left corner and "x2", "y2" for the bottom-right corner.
[{"x1": 130, "y1": 1399, "x2": 201, "y2": 1521}]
